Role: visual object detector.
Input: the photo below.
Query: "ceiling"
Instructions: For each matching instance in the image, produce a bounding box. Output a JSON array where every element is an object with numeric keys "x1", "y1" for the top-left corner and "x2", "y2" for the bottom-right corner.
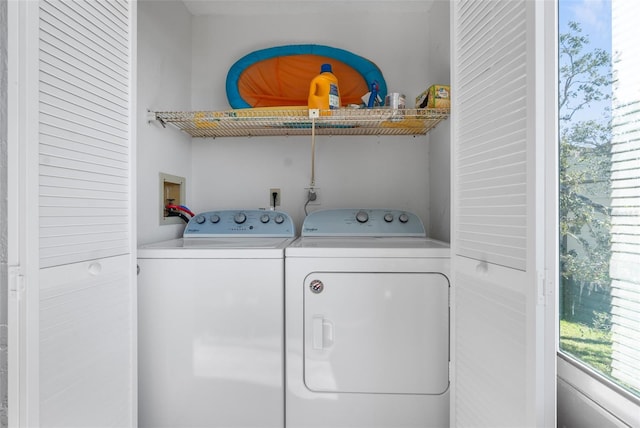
[{"x1": 181, "y1": 0, "x2": 435, "y2": 16}]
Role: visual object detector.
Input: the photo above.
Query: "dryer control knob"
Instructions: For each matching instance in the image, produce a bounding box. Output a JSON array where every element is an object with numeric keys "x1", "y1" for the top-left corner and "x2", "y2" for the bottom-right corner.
[
  {"x1": 274, "y1": 214, "x2": 285, "y2": 224},
  {"x1": 260, "y1": 214, "x2": 270, "y2": 223},
  {"x1": 384, "y1": 213, "x2": 394, "y2": 222},
  {"x1": 399, "y1": 213, "x2": 410, "y2": 223},
  {"x1": 234, "y1": 212, "x2": 247, "y2": 224},
  {"x1": 309, "y1": 279, "x2": 324, "y2": 294},
  {"x1": 209, "y1": 214, "x2": 221, "y2": 223},
  {"x1": 195, "y1": 215, "x2": 206, "y2": 224},
  {"x1": 356, "y1": 210, "x2": 369, "y2": 223}
]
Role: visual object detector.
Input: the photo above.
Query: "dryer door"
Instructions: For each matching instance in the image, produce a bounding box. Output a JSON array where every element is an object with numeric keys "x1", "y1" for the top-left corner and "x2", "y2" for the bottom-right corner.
[{"x1": 303, "y1": 272, "x2": 449, "y2": 395}]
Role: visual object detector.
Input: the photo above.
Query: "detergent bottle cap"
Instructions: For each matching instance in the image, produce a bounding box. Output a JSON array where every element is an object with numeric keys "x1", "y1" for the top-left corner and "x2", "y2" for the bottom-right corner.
[{"x1": 320, "y1": 63, "x2": 333, "y2": 73}]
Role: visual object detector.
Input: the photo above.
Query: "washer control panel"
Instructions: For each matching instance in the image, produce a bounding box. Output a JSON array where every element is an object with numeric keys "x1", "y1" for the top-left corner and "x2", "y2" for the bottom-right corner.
[
  {"x1": 183, "y1": 210, "x2": 295, "y2": 237},
  {"x1": 301, "y1": 209, "x2": 425, "y2": 237}
]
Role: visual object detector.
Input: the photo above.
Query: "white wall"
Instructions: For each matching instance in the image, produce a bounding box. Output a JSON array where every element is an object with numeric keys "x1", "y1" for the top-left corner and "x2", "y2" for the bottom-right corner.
[
  {"x1": 426, "y1": 0, "x2": 450, "y2": 242},
  {"x1": 185, "y1": 3, "x2": 450, "y2": 233},
  {"x1": 137, "y1": 0, "x2": 451, "y2": 240},
  {"x1": 137, "y1": 0, "x2": 194, "y2": 245}
]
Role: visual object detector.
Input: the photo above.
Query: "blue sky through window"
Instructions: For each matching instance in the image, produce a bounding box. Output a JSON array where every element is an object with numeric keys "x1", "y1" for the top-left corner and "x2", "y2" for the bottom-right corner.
[
  {"x1": 559, "y1": 0, "x2": 612, "y2": 127},
  {"x1": 560, "y1": 0, "x2": 611, "y2": 52}
]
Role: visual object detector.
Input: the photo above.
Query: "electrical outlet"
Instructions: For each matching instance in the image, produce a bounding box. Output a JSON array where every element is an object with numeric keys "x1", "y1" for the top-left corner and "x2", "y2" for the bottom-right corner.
[
  {"x1": 305, "y1": 187, "x2": 320, "y2": 205},
  {"x1": 269, "y1": 188, "x2": 281, "y2": 207}
]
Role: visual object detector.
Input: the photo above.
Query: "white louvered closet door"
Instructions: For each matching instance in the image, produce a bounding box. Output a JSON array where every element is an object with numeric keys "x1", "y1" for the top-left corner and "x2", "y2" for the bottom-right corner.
[
  {"x1": 37, "y1": 0, "x2": 134, "y2": 426},
  {"x1": 39, "y1": 0, "x2": 131, "y2": 268},
  {"x1": 450, "y1": 0, "x2": 555, "y2": 426}
]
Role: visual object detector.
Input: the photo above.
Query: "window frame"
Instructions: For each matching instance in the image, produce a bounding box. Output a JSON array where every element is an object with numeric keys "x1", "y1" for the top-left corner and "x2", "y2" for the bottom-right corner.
[
  {"x1": 558, "y1": 353, "x2": 640, "y2": 424},
  {"x1": 555, "y1": 0, "x2": 640, "y2": 423}
]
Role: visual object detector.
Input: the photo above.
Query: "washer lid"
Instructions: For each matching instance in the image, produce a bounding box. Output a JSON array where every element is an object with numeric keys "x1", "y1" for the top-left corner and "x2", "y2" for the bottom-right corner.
[
  {"x1": 138, "y1": 237, "x2": 296, "y2": 259},
  {"x1": 302, "y1": 209, "x2": 425, "y2": 237}
]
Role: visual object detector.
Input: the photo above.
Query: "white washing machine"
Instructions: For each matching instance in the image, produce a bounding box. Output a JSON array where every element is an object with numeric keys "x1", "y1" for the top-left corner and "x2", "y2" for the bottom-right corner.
[
  {"x1": 285, "y1": 209, "x2": 450, "y2": 428},
  {"x1": 137, "y1": 210, "x2": 295, "y2": 428}
]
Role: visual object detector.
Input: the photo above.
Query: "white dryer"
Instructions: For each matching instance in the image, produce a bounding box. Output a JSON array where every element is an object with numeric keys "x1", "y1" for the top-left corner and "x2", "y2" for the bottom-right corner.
[
  {"x1": 137, "y1": 210, "x2": 295, "y2": 428},
  {"x1": 285, "y1": 209, "x2": 450, "y2": 428}
]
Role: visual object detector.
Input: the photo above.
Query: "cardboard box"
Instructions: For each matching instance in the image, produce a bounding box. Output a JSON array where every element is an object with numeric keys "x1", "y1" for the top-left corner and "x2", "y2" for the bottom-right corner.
[{"x1": 415, "y1": 85, "x2": 450, "y2": 109}]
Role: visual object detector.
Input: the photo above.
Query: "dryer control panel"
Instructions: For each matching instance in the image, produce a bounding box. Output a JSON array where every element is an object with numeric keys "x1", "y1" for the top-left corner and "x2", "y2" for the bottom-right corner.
[
  {"x1": 302, "y1": 209, "x2": 425, "y2": 237},
  {"x1": 184, "y1": 209, "x2": 295, "y2": 238}
]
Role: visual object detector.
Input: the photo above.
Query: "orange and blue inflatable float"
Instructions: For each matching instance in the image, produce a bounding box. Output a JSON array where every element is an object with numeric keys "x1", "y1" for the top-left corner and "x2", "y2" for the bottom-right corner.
[{"x1": 226, "y1": 44, "x2": 387, "y2": 109}]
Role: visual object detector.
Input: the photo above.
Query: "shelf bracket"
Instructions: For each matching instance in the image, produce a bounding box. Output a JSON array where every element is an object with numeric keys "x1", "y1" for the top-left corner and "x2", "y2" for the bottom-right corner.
[{"x1": 147, "y1": 109, "x2": 166, "y2": 128}]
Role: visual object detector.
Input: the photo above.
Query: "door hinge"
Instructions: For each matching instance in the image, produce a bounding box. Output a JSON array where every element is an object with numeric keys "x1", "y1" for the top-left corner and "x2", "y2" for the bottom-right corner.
[
  {"x1": 8, "y1": 266, "x2": 25, "y2": 300},
  {"x1": 536, "y1": 270, "x2": 545, "y2": 305},
  {"x1": 537, "y1": 269, "x2": 553, "y2": 305}
]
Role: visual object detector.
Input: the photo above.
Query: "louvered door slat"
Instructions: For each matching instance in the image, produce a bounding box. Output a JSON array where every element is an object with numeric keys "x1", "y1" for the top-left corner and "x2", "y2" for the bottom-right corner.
[
  {"x1": 39, "y1": 113, "x2": 127, "y2": 147},
  {"x1": 40, "y1": 136, "x2": 128, "y2": 163},
  {"x1": 39, "y1": 147, "x2": 127, "y2": 175},
  {"x1": 40, "y1": 96, "x2": 128, "y2": 135},
  {"x1": 40, "y1": 122, "x2": 128, "y2": 153},
  {"x1": 39, "y1": 58, "x2": 127, "y2": 105},
  {"x1": 40, "y1": 88, "x2": 128, "y2": 126},
  {"x1": 38, "y1": 15, "x2": 128, "y2": 76},
  {"x1": 41, "y1": 1, "x2": 128, "y2": 67},
  {"x1": 40, "y1": 163, "x2": 127, "y2": 185},
  {"x1": 75, "y1": 0, "x2": 129, "y2": 43},
  {"x1": 455, "y1": 0, "x2": 529, "y2": 270},
  {"x1": 39, "y1": 175, "x2": 127, "y2": 194},
  {"x1": 39, "y1": 39, "x2": 128, "y2": 95},
  {"x1": 38, "y1": 0, "x2": 130, "y2": 268}
]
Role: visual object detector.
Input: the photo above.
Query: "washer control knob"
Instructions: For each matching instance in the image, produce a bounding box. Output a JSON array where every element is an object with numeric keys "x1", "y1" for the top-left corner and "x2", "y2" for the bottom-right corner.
[
  {"x1": 356, "y1": 210, "x2": 369, "y2": 223},
  {"x1": 399, "y1": 213, "x2": 410, "y2": 223},
  {"x1": 195, "y1": 215, "x2": 206, "y2": 224},
  {"x1": 274, "y1": 214, "x2": 285, "y2": 224},
  {"x1": 209, "y1": 214, "x2": 221, "y2": 224},
  {"x1": 260, "y1": 214, "x2": 270, "y2": 224},
  {"x1": 234, "y1": 212, "x2": 247, "y2": 224},
  {"x1": 384, "y1": 213, "x2": 394, "y2": 223}
]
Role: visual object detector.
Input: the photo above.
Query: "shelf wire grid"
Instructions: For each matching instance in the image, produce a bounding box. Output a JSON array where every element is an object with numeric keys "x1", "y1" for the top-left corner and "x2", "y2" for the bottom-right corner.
[{"x1": 154, "y1": 108, "x2": 450, "y2": 138}]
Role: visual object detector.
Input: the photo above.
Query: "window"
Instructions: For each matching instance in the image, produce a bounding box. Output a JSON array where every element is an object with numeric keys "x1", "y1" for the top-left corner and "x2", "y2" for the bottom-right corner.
[{"x1": 559, "y1": 0, "x2": 640, "y2": 398}]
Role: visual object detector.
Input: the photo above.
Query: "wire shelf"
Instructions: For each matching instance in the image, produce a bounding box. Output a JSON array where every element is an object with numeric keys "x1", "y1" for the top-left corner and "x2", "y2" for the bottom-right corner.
[{"x1": 154, "y1": 108, "x2": 450, "y2": 138}]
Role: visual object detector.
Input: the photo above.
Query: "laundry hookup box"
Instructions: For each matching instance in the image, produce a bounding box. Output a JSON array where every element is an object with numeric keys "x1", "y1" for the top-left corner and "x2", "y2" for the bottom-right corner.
[{"x1": 415, "y1": 84, "x2": 450, "y2": 109}]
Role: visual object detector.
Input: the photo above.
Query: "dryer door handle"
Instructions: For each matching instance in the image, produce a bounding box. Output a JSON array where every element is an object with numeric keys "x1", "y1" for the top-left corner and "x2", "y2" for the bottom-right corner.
[{"x1": 312, "y1": 316, "x2": 334, "y2": 350}]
